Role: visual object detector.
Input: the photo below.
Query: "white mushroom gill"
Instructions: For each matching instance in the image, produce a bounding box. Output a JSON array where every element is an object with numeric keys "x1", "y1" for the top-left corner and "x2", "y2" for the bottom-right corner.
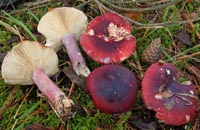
[
  {"x1": 37, "y1": 7, "x2": 88, "y2": 52},
  {"x1": 1, "y1": 41, "x2": 74, "y2": 120}
]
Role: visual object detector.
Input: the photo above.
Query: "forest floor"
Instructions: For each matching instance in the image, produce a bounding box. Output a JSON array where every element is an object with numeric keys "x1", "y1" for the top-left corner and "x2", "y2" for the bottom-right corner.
[{"x1": 0, "y1": 0, "x2": 200, "y2": 130}]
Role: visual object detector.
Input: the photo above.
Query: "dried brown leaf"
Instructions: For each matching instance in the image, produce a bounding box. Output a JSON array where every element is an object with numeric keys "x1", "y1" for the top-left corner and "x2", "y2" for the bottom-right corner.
[
  {"x1": 174, "y1": 29, "x2": 193, "y2": 46},
  {"x1": 62, "y1": 67, "x2": 86, "y2": 91},
  {"x1": 181, "y1": 12, "x2": 198, "y2": 20},
  {"x1": 128, "y1": 116, "x2": 157, "y2": 130},
  {"x1": 123, "y1": 12, "x2": 141, "y2": 21}
]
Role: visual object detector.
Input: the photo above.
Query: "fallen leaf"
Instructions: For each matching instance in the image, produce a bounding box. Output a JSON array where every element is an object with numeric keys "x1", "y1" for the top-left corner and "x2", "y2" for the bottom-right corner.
[
  {"x1": 123, "y1": 12, "x2": 141, "y2": 21},
  {"x1": 62, "y1": 67, "x2": 86, "y2": 91},
  {"x1": 180, "y1": 12, "x2": 200, "y2": 40},
  {"x1": 128, "y1": 116, "x2": 157, "y2": 130},
  {"x1": 174, "y1": 29, "x2": 193, "y2": 46},
  {"x1": 181, "y1": 12, "x2": 198, "y2": 20},
  {"x1": 185, "y1": 64, "x2": 200, "y2": 81},
  {"x1": 23, "y1": 123, "x2": 54, "y2": 130}
]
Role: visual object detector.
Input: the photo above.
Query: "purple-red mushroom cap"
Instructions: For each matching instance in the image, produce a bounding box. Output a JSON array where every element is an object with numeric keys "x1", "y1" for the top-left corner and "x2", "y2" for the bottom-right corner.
[
  {"x1": 80, "y1": 13, "x2": 136, "y2": 64},
  {"x1": 142, "y1": 62, "x2": 198, "y2": 126},
  {"x1": 86, "y1": 64, "x2": 138, "y2": 114}
]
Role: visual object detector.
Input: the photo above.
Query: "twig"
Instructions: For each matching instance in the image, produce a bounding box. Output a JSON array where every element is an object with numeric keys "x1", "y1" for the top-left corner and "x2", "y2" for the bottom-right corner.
[
  {"x1": 0, "y1": 87, "x2": 18, "y2": 119},
  {"x1": 93, "y1": 0, "x2": 141, "y2": 25},
  {"x1": 133, "y1": 52, "x2": 144, "y2": 79},
  {"x1": 185, "y1": 64, "x2": 200, "y2": 81},
  {"x1": 76, "y1": 0, "x2": 91, "y2": 9},
  {"x1": 182, "y1": 12, "x2": 200, "y2": 39},
  {"x1": 175, "y1": 51, "x2": 200, "y2": 61},
  {"x1": 93, "y1": 0, "x2": 200, "y2": 27},
  {"x1": 136, "y1": 17, "x2": 200, "y2": 27},
  {"x1": 13, "y1": 85, "x2": 34, "y2": 119},
  {"x1": 7, "y1": 1, "x2": 62, "y2": 15},
  {"x1": 100, "y1": 0, "x2": 182, "y2": 12},
  {"x1": 109, "y1": 0, "x2": 170, "y2": 4},
  {"x1": 173, "y1": 44, "x2": 200, "y2": 58},
  {"x1": 68, "y1": 80, "x2": 76, "y2": 98},
  {"x1": 21, "y1": 0, "x2": 54, "y2": 7}
]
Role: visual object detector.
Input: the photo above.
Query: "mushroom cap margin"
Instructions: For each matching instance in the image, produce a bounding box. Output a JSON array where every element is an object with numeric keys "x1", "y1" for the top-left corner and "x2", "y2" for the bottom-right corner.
[
  {"x1": 1, "y1": 41, "x2": 59, "y2": 85},
  {"x1": 37, "y1": 7, "x2": 88, "y2": 51}
]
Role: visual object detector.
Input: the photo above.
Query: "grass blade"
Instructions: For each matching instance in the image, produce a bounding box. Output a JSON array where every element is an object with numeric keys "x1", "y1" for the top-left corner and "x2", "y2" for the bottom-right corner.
[
  {"x1": 2, "y1": 11, "x2": 37, "y2": 41},
  {"x1": 160, "y1": 47, "x2": 175, "y2": 64},
  {"x1": 26, "y1": 9, "x2": 39, "y2": 23},
  {"x1": 0, "y1": 20, "x2": 19, "y2": 35},
  {"x1": 18, "y1": 101, "x2": 40, "y2": 120}
]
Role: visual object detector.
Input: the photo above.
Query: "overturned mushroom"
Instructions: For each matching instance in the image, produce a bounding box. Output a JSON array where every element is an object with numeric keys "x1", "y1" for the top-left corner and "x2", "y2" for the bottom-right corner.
[
  {"x1": 87, "y1": 64, "x2": 138, "y2": 114},
  {"x1": 1, "y1": 41, "x2": 74, "y2": 120},
  {"x1": 38, "y1": 7, "x2": 90, "y2": 77},
  {"x1": 141, "y1": 62, "x2": 198, "y2": 126},
  {"x1": 80, "y1": 13, "x2": 136, "y2": 64}
]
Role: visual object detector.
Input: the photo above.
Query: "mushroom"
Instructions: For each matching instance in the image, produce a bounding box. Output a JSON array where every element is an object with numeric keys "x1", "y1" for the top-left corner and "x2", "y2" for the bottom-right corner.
[
  {"x1": 38, "y1": 7, "x2": 90, "y2": 77},
  {"x1": 141, "y1": 62, "x2": 198, "y2": 126},
  {"x1": 87, "y1": 64, "x2": 138, "y2": 114},
  {"x1": 1, "y1": 41, "x2": 74, "y2": 120},
  {"x1": 80, "y1": 13, "x2": 136, "y2": 64}
]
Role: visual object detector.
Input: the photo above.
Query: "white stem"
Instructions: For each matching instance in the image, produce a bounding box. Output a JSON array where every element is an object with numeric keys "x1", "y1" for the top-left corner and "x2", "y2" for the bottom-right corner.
[
  {"x1": 32, "y1": 68, "x2": 74, "y2": 119},
  {"x1": 62, "y1": 34, "x2": 90, "y2": 77}
]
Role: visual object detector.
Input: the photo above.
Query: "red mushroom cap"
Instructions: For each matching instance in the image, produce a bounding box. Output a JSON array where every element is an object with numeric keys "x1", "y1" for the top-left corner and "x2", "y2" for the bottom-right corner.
[
  {"x1": 86, "y1": 64, "x2": 138, "y2": 114},
  {"x1": 142, "y1": 62, "x2": 198, "y2": 126},
  {"x1": 80, "y1": 13, "x2": 136, "y2": 64}
]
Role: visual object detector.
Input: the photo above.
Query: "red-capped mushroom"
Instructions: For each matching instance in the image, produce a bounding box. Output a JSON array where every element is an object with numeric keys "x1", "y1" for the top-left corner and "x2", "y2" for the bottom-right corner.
[
  {"x1": 87, "y1": 64, "x2": 138, "y2": 114},
  {"x1": 142, "y1": 62, "x2": 198, "y2": 126},
  {"x1": 80, "y1": 13, "x2": 136, "y2": 64}
]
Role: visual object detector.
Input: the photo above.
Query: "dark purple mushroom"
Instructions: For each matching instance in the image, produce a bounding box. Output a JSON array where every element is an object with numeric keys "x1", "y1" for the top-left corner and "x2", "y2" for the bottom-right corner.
[{"x1": 86, "y1": 64, "x2": 138, "y2": 114}]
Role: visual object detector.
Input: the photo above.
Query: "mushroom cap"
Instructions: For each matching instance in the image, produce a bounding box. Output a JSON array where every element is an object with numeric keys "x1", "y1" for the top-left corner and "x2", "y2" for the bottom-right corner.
[
  {"x1": 80, "y1": 13, "x2": 136, "y2": 64},
  {"x1": 37, "y1": 7, "x2": 88, "y2": 51},
  {"x1": 2, "y1": 41, "x2": 59, "y2": 85},
  {"x1": 87, "y1": 64, "x2": 138, "y2": 114},
  {"x1": 142, "y1": 62, "x2": 198, "y2": 126}
]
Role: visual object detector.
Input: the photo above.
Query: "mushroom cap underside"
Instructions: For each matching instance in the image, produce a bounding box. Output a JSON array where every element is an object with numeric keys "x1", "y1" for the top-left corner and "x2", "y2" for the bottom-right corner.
[
  {"x1": 2, "y1": 41, "x2": 59, "y2": 85},
  {"x1": 38, "y1": 7, "x2": 88, "y2": 51}
]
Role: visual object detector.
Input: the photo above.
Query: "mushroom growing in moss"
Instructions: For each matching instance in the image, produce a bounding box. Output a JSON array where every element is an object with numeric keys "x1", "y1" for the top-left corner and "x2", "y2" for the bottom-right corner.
[
  {"x1": 38, "y1": 7, "x2": 90, "y2": 77},
  {"x1": 80, "y1": 13, "x2": 136, "y2": 64},
  {"x1": 141, "y1": 62, "x2": 198, "y2": 126},
  {"x1": 86, "y1": 64, "x2": 138, "y2": 114},
  {"x1": 1, "y1": 41, "x2": 74, "y2": 120}
]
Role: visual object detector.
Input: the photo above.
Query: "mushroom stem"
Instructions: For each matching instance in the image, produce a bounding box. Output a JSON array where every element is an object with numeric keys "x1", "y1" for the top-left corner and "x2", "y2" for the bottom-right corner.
[
  {"x1": 32, "y1": 68, "x2": 74, "y2": 120},
  {"x1": 62, "y1": 34, "x2": 90, "y2": 77}
]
